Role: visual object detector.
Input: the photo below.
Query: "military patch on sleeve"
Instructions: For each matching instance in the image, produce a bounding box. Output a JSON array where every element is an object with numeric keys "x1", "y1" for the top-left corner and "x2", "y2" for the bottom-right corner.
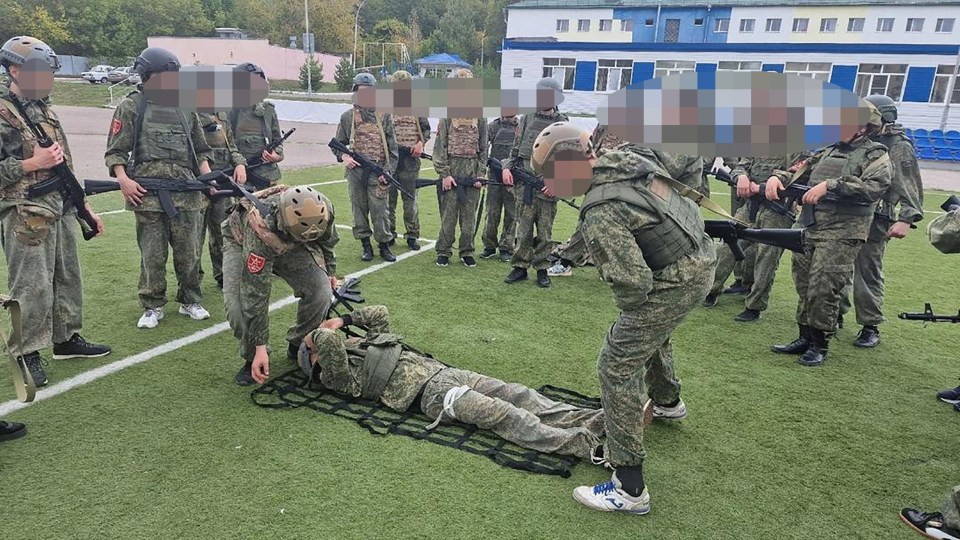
[
  {"x1": 110, "y1": 118, "x2": 122, "y2": 136},
  {"x1": 247, "y1": 252, "x2": 266, "y2": 274}
]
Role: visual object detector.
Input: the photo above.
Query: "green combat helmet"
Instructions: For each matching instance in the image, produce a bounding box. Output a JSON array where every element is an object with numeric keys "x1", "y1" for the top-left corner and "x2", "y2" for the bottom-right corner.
[
  {"x1": 352, "y1": 72, "x2": 376, "y2": 91},
  {"x1": 0, "y1": 36, "x2": 60, "y2": 72},
  {"x1": 236, "y1": 62, "x2": 266, "y2": 80},
  {"x1": 133, "y1": 47, "x2": 180, "y2": 83},
  {"x1": 864, "y1": 94, "x2": 897, "y2": 123}
]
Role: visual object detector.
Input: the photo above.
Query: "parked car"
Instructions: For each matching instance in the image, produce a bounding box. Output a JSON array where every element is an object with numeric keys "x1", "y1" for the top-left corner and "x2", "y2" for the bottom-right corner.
[
  {"x1": 81, "y1": 65, "x2": 115, "y2": 84},
  {"x1": 106, "y1": 67, "x2": 141, "y2": 85}
]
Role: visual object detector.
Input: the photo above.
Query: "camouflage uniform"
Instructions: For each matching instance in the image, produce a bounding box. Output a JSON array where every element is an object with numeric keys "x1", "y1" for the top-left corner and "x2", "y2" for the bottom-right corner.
[
  {"x1": 505, "y1": 109, "x2": 568, "y2": 270},
  {"x1": 944, "y1": 486, "x2": 960, "y2": 529},
  {"x1": 580, "y1": 150, "x2": 716, "y2": 467},
  {"x1": 768, "y1": 140, "x2": 891, "y2": 333},
  {"x1": 228, "y1": 102, "x2": 284, "y2": 186},
  {"x1": 197, "y1": 112, "x2": 245, "y2": 285},
  {"x1": 481, "y1": 117, "x2": 519, "y2": 254},
  {"x1": 0, "y1": 86, "x2": 85, "y2": 352},
  {"x1": 309, "y1": 305, "x2": 604, "y2": 458},
  {"x1": 222, "y1": 186, "x2": 337, "y2": 363},
  {"x1": 332, "y1": 107, "x2": 397, "y2": 244},
  {"x1": 104, "y1": 90, "x2": 213, "y2": 309},
  {"x1": 390, "y1": 115, "x2": 431, "y2": 241},
  {"x1": 838, "y1": 124, "x2": 923, "y2": 326},
  {"x1": 433, "y1": 117, "x2": 488, "y2": 258}
]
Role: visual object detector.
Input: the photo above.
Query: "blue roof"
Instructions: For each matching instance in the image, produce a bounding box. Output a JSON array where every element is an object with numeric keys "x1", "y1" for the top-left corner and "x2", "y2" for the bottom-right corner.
[{"x1": 413, "y1": 53, "x2": 472, "y2": 68}]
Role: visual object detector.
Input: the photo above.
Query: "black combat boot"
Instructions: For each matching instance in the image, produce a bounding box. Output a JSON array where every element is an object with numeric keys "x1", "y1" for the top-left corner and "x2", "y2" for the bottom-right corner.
[
  {"x1": 379, "y1": 242, "x2": 397, "y2": 262},
  {"x1": 504, "y1": 267, "x2": 527, "y2": 284},
  {"x1": 407, "y1": 237, "x2": 421, "y2": 251},
  {"x1": 536, "y1": 269, "x2": 551, "y2": 288},
  {"x1": 702, "y1": 292, "x2": 719, "y2": 307},
  {"x1": 498, "y1": 250, "x2": 512, "y2": 263},
  {"x1": 771, "y1": 324, "x2": 811, "y2": 354},
  {"x1": 853, "y1": 325, "x2": 880, "y2": 348},
  {"x1": 479, "y1": 247, "x2": 497, "y2": 259},
  {"x1": 723, "y1": 280, "x2": 749, "y2": 295},
  {"x1": 235, "y1": 361, "x2": 255, "y2": 386},
  {"x1": 360, "y1": 238, "x2": 374, "y2": 262},
  {"x1": 798, "y1": 329, "x2": 830, "y2": 367},
  {"x1": 734, "y1": 308, "x2": 761, "y2": 322}
]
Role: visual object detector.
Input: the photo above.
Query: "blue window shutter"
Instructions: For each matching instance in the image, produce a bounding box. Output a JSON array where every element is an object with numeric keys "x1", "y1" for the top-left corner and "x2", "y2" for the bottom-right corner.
[
  {"x1": 829, "y1": 65, "x2": 858, "y2": 91},
  {"x1": 632, "y1": 62, "x2": 655, "y2": 84},
  {"x1": 574, "y1": 61, "x2": 597, "y2": 91},
  {"x1": 696, "y1": 63, "x2": 717, "y2": 73},
  {"x1": 762, "y1": 64, "x2": 784, "y2": 73},
  {"x1": 903, "y1": 66, "x2": 936, "y2": 102}
]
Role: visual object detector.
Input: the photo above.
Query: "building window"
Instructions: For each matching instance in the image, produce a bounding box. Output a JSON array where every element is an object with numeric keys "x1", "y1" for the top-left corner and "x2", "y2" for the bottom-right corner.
[
  {"x1": 694, "y1": 18, "x2": 704, "y2": 26},
  {"x1": 784, "y1": 61, "x2": 832, "y2": 81},
  {"x1": 820, "y1": 18, "x2": 837, "y2": 33},
  {"x1": 739, "y1": 19, "x2": 755, "y2": 32},
  {"x1": 542, "y1": 57, "x2": 576, "y2": 90},
  {"x1": 578, "y1": 19, "x2": 591, "y2": 32},
  {"x1": 876, "y1": 18, "x2": 894, "y2": 32},
  {"x1": 599, "y1": 19, "x2": 613, "y2": 32},
  {"x1": 664, "y1": 19, "x2": 681, "y2": 42},
  {"x1": 556, "y1": 19, "x2": 569, "y2": 33},
  {"x1": 931, "y1": 64, "x2": 960, "y2": 104},
  {"x1": 718, "y1": 61, "x2": 763, "y2": 71},
  {"x1": 620, "y1": 19, "x2": 634, "y2": 32},
  {"x1": 645, "y1": 18, "x2": 654, "y2": 27},
  {"x1": 906, "y1": 18, "x2": 924, "y2": 32},
  {"x1": 936, "y1": 18, "x2": 955, "y2": 33},
  {"x1": 855, "y1": 64, "x2": 907, "y2": 101},
  {"x1": 714, "y1": 18, "x2": 729, "y2": 33},
  {"x1": 655, "y1": 60, "x2": 696, "y2": 78},
  {"x1": 513, "y1": 68, "x2": 522, "y2": 78},
  {"x1": 847, "y1": 18, "x2": 865, "y2": 32},
  {"x1": 792, "y1": 18, "x2": 809, "y2": 33},
  {"x1": 596, "y1": 59, "x2": 633, "y2": 92},
  {"x1": 765, "y1": 18, "x2": 781, "y2": 32}
]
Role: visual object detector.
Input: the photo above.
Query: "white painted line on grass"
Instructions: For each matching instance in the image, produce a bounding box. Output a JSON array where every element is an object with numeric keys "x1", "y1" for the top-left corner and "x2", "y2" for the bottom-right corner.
[
  {"x1": 304, "y1": 179, "x2": 348, "y2": 187},
  {"x1": 0, "y1": 239, "x2": 437, "y2": 417}
]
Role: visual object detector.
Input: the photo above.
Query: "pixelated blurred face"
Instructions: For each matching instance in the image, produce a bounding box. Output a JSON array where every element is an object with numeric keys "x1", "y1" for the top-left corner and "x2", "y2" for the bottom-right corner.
[
  {"x1": 143, "y1": 71, "x2": 180, "y2": 107},
  {"x1": 15, "y1": 59, "x2": 55, "y2": 100},
  {"x1": 354, "y1": 85, "x2": 376, "y2": 108},
  {"x1": 141, "y1": 67, "x2": 266, "y2": 112},
  {"x1": 542, "y1": 149, "x2": 593, "y2": 198}
]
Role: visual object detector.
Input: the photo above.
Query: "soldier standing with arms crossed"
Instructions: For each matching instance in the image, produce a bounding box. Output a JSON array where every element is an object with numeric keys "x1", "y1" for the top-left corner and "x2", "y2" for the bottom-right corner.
[
  {"x1": 479, "y1": 113, "x2": 520, "y2": 263},
  {"x1": 385, "y1": 69, "x2": 430, "y2": 251}
]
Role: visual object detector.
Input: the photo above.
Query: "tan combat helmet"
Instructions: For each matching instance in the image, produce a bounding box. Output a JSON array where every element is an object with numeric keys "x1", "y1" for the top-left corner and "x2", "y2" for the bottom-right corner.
[
  {"x1": 278, "y1": 187, "x2": 330, "y2": 242},
  {"x1": 0, "y1": 36, "x2": 60, "y2": 71},
  {"x1": 531, "y1": 121, "x2": 594, "y2": 175},
  {"x1": 453, "y1": 68, "x2": 473, "y2": 78},
  {"x1": 390, "y1": 70, "x2": 412, "y2": 82}
]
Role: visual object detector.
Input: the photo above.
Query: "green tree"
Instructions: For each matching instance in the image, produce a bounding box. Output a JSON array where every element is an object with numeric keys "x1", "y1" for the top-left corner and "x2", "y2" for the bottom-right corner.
[
  {"x1": 299, "y1": 55, "x2": 323, "y2": 90},
  {"x1": 369, "y1": 19, "x2": 409, "y2": 44},
  {"x1": 334, "y1": 55, "x2": 355, "y2": 91}
]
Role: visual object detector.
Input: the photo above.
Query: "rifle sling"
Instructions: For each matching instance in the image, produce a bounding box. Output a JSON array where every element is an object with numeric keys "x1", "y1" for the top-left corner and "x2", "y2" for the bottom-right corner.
[
  {"x1": 655, "y1": 174, "x2": 747, "y2": 226},
  {"x1": 1, "y1": 296, "x2": 35, "y2": 403}
]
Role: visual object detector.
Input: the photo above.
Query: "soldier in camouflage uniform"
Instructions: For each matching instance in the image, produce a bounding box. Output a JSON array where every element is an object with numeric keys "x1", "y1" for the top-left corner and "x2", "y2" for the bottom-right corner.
[
  {"x1": 228, "y1": 63, "x2": 285, "y2": 187},
  {"x1": 703, "y1": 159, "x2": 758, "y2": 308},
  {"x1": 197, "y1": 111, "x2": 246, "y2": 289},
  {"x1": 433, "y1": 69, "x2": 488, "y2": 267},
  {"x1": 767, "y1": 103, "x2": 891, "y2": 367},
  {"x1": 105, "y1": 47, "x2": 216, "y2": 329},
  {"x1": 386, "y1": 70, "x2": 430, "y2": 251},
  {"x1": 502, "y1": 78, "x2": 569, "y2": 288},
  {"x1": 0, "y1": 36, "x2": 111, "y2": 387},
  {"x1": 285, "y1": 304, "x2": 605, "y2": 459},
  {"x1": 332, "y1": 72, "x2": 399, "y2": 263},
  {"x1": 224, "y1": 184, "x2": 338, "y2": 386},
  {"x1": 530, "y1": 123, "x2": 715, "y2": 514},
  {"x1": 837, "y1": 95, "x2": 924, "y2": 348},
  {"x1": 480, "y1": 114, "x2": 520, "y2": 262}
]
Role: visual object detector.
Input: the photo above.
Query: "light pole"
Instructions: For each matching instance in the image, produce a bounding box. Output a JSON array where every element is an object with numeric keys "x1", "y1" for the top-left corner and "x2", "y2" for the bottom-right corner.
[
  {"x1": 352, "y1": 0, "x2": 367, "y2": 71},
  {"x1": 304, "y1": 0, "x2": 312, "y2": 95}
]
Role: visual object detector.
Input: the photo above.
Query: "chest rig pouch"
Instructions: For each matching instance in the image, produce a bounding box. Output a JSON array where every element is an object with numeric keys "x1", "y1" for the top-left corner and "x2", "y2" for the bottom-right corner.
[
  {"x1": 350, "y1": 108, "x2": 387, "y2": 164},
  {"x1": 490, "y1": 120, "x2": 518, "y2": 160},
  {"x1": 449, "y1": 118, "x2": 479, "y2": 157},
  {"x1": 393, "y1": 115, "x2": 422, "y2": 147},
  {"x1": 0, "y1": 99, "x2": 64, "y2": 199},
  {"x1": 131, "y1": 96, "x2": 199, "y2": 172},
  {"x1": 360, "y1": 333, "x2": 404, "y2": 400}
]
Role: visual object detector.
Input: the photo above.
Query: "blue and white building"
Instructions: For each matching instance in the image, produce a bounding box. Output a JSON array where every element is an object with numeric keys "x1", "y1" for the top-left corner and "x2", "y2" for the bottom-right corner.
[{"x1": 500, "y1": 0, "x2": 960, "y2": 130}]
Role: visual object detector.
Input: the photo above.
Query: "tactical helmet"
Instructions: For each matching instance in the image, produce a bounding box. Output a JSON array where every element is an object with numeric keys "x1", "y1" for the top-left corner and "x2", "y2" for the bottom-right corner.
[
  {"x1": 453, "y1": 68, "x2": 473, "y2": 79},
  {"x1": 390, "y1": 70, "x2": 412, "y2": 82},
  {"x1": 278, "y1": 186, "x2": 330, "y2": 242},
  {"x1": 536, "y1": 77, "x2": 562, "y2": 92},
  {"x1": 864, "y1": 101, "x2": 883, "y2": 129},
  {"x1": 0, "y1": 36, "x2": 60, "y2": 71},
  {"x1": 352, "y1": 72, "x2": 376, "y2": 90},
  {"x1": 236, "y1": 62, "x2": 266, "y2": 80},
  {"x1": 864, "y1": 94, "x2": 897, "y2": 123},
  {"x1": 133, "y1": 47, "x2": 180, "y2": 82},
  {"x1": 531, "y1": 121, "x2": 595, "y2": 175}
]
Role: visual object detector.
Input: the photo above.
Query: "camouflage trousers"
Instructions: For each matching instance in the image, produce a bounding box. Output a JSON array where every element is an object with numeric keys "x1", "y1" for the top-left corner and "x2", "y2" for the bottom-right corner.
[
  {"x1": 710, "y1": 204, "x2": 756, "y2": 295},
  {"x1": 221, "y1": 242, "x2": 332, "y2": 362},
  {"x1": 135, "y1": 210, "x2": 204, "y2": 310},
  {"x1": 200, "y1": 196, "x2": 233, "y2": 283},
  {"x1": 791, "y1": 236, "x2": 863, "y2": 333},
  {"x1": 511, "y1": 192, "x2": 558, "y2": 270},
  {"x1": 388, "y1": 155, "x2": 420, "y2": 240},
  {"x1": 745, "y1": 207, "x2": 796, "y2": 311},
  {"x1": 553, "y1": 223, "x2": 591, "y2": 267},
  {"x1": 0, "y1": 206, "x2": 83, "y2": 352},
  {"x1": 598, "y1": 242, "x2": 715, "y2": 467},
  {"x1": 481, "y1": 183, "x2": 516, "y2": 253},
  {"x1": 346, "y1": 167, "x2": 391, "y2": 244},
  {"x1": 435, "y1": 186, "x2": 481, "y2": 258},
  {"x1": 943, "y1": 485, "x2": 960, "y2": 529},
  {"x1": 420, "y1": 367, "x2": 605, "y2": 459},
  {"x1": 837, "y1": 238, "x2": 888, "y2": 327}
]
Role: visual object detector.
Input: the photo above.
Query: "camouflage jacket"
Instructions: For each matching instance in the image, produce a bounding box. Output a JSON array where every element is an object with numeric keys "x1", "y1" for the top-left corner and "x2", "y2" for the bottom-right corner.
[
  {"x1": 433, "y1": 117, "x2": 489, "y2": 179},
  {"x1": 222, "y1": 189, "x2": 339, "y2": 351},
  {"x1": 332, "y1": 106, "x2": 398, "y2": 173},
  {"x1": 228, "y1": 102, "x2": 284, "y2": 184},
  {"x1": 870, "y1": 124, "x2": 924, "y2": 240},
  {"x1": 619, "y1": 144, "x2": 707, "y2": 196},
  {"x1": 312, "y1": 305, "x2": 445, "y2": 412},
  {"x1": 197, "y1": 112, "x2": 245, "y2": 170}
]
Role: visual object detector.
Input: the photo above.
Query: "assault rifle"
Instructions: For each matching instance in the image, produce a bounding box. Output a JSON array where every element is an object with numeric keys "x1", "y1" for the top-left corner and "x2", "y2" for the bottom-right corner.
[
  {"x1": 195, "y1": 170, "x2": 270, "y2": 216},
  {"x1": 9, "y1": 93, "x2": 99, "y2": 240},
  {"x1": 898, "y1": 303, "x2": 960, "y2": 323},
  {"x1": 330, "y1": 276, "x2": 364, "y2": 316},
  {"x1": 704, "y1": 219, "x2": 805, "y2": 261},
  {"x1": 328, "y1": 138, "x2": 414, "y2": 199},
  {"x1": 415, "y1": 177, "x2": 509, "y2": 204},
  {"x1": 486, "y1": 157, "x2": 580, "y2": 211},
  {"x1": 83, "y1": 179, "x2": 235, "y2": 216},
  {"x1": 240, "y1": 127, "x2": 295, "y2": 190},
  {"x1": 398, "y1": 145, "x2": 432, "y2": 162},
  {"x1": 712, "y1": 168, "x2": 796, "y2": 221}
]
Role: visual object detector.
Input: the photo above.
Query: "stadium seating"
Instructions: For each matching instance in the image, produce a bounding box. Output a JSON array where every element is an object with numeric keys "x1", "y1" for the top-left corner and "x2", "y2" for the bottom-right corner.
[{"x1": 905, "y1": 127, "x2": 960, "y2": 161}]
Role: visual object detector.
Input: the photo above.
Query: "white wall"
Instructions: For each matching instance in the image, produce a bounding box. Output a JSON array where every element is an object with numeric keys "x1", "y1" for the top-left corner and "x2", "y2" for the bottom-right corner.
[{"x1": 506, "y1": 8, "x2": 625, "y2": 40}]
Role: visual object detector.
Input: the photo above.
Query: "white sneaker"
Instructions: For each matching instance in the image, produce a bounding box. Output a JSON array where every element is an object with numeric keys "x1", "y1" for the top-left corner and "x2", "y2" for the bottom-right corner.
[
  {"x1": 652, "y1": 398, "x2": 687, "y2": 420},
  {"x1": 547, "y1": 261, "x2": 572, "y2": 277},
  {"x1": 137, "y1": 307, "x2": 164, "y2": 329},
  {"x1": 573, "y1": 476, "x2": 650, "y2": 515},
  {"x1": 179, "y1": 303, "x2": 210, "y2": 320}
]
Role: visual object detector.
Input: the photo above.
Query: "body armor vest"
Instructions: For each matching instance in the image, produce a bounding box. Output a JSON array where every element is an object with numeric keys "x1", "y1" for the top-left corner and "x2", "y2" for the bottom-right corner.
[
  {"x1": 133, "y1": 97, "x2": 195, "y2": 171},
  {"x1": 489, "y1": 119, "x2": 518, "y2": 160},
  {"x1": 199, "y1": 112, "x2": 233, "y2": 170},
  {"x1": 393, "y1": 115, "x2": 422, "y2": 147},
  {"x1": 230, "y1": 105, "x2": 281, "y2": 182},
  {"x1": 448, "y1": 118, "x2": 480, "y2": 157},
  {"x1": 358, "y1": 333, "x2": 404, "y2": 401},
  {"x1": 0, "y1": 98, "x2": 66, "y2": 199},
  {"x1": 517, "y1": 111, "x2": 563, "y2": 160},
  {"x1": 350, "y1": 108, "x2": 387, "y2": 164}
]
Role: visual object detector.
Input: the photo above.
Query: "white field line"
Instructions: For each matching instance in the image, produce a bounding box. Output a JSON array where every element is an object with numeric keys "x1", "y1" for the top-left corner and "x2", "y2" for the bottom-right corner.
[{"x1": 0, "y1": 238, "x2": 437, "y2": 416}]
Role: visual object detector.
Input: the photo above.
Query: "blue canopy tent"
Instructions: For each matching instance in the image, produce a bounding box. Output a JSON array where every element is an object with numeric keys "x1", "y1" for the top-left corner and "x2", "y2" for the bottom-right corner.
[{"x1": 413, "y1": 53, "x2": 472, "y2": 77}]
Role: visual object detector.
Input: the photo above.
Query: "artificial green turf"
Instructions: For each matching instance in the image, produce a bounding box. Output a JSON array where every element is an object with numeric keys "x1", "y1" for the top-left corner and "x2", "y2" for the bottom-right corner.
[{"x1": 0, "y1": 170, "x2": 957, "y2": 539}]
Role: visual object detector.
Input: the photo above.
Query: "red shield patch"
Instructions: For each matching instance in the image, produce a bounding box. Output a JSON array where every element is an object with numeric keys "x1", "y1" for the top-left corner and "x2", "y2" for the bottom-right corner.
[
  {"x1": 247, "y1": 253, "x2": 266, "y2": 274},
  {"x1": 110, "y1": 118, "x2": 122, "y2": 135}
]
